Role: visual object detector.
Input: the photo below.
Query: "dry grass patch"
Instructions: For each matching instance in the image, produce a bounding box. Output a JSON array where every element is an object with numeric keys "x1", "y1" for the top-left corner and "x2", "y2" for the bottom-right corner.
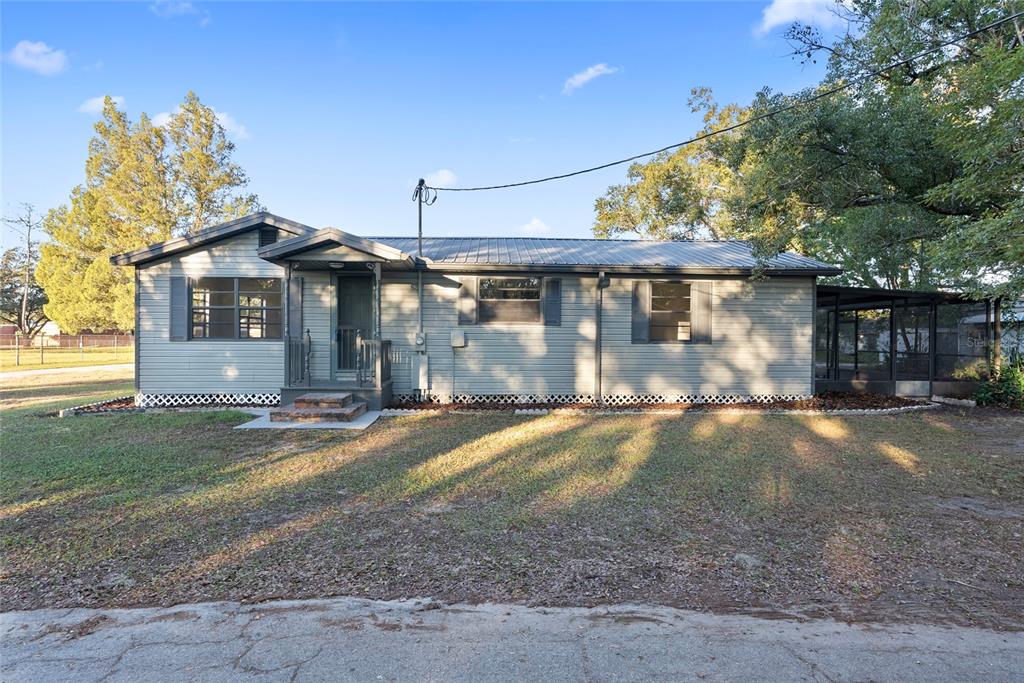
[{"x1": 2, "y1": 376, "x2": 1022, "y2": 630}]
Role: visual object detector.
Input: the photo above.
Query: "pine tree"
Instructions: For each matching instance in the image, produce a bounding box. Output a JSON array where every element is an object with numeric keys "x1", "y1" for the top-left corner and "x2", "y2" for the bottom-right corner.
[
  {"x1": 36, "y1": 94, "x2": 260, "y2": 332},
  {"x1": 167, "y1": 91, "x2": 259, "y2": 235}
]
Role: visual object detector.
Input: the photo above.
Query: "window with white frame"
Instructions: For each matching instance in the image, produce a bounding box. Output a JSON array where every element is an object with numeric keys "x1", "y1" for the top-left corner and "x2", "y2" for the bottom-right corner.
[
  {"x1": 649, "y1": 282, "x2": 691, "y2": 342},
  {"x1": 478, "y1": 277, "x2": 542, "y2": 323},
  {"x1": 191, "y1": 277, "x2": 283, "y2": 339}
]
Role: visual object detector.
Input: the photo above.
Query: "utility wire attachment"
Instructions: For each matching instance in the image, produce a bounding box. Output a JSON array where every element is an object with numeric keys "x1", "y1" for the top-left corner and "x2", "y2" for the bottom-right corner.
[{"x1": 411, "y1": 178, "x2": 437, "y2": 257}]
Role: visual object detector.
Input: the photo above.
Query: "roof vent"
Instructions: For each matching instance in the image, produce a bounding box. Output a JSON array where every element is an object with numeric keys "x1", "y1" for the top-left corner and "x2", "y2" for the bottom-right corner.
[{"x1": 259, "y1": 228, "x2": 278, "y2": 248}]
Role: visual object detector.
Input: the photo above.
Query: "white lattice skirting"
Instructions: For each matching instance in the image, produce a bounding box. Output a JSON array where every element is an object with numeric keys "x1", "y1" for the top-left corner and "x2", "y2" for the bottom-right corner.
[
  {"x1": 393, "y1": 393, "x2": 813, "y2": 406},
  {"x1": 136, "y1": 393, "x2": 281, "y2": 408}
]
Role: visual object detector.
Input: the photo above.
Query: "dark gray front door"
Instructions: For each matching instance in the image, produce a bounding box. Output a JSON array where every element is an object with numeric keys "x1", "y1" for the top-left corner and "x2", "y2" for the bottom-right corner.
[{"x1": 336, "y1": 276, "x2": 373, "y2": 371}]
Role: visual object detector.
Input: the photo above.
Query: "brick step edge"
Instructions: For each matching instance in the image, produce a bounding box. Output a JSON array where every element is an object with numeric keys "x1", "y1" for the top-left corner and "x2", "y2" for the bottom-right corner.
[
  {"x1": 270, "y1": 403, "x2": 367, "y2": 423},
  {"x1": 293, "y1": 392, "x2": 353, "y2": 409}
]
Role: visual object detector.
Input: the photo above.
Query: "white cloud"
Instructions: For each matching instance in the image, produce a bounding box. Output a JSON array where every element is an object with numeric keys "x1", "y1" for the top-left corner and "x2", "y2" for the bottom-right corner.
[
  {"x1": 756, "y1": 0, "x2": 845, "y2": 36},
  {"x1": 4, "y1": 40, "x2": 67, "y2": 76},
  {"x1": 152, "y1": 111, "x2": 173, "y2": 128},
  {"x1": 77, "y1": 95, "x2": 125, "y2": 115},
  {"x1": 425, "y1": 169, "x2": 458, "y2": 188},
  {"x1": 214, "y1": 111, "x2": 249, "y2": 139},
  {"x1": 149, "y1": 1, "x2": 210, "y2": 27},
  {"x1": 517, "y1": 218, "x2": 550, "y2": 235},
  {"x1": 562, "y1": 63, "x2": 619, "y2": 95},
  {"x1": 152, "y1": 107, "x2": 249, "y2": 139}
]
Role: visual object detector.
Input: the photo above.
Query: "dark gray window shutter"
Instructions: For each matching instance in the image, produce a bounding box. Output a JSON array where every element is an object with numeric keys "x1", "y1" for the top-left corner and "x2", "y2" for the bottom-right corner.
[
  {"x1": 631, "y1": 280, "x2": 650, "y2": 344},
  {"x1": 288, "y1": 276, "x2": 304, "y2": 338},
  {"x1": 543, "y1": 278, "x2": 561, "y2": 326},
  {"x1": 169, "y1": 276, "x2": 188, "y2": 341},
  {"x1": 691, "y1": 281, "x2": 713, "y2": 344},
  {"x1": 458, "y1": 276, "x2": 478, "y2": 325}
]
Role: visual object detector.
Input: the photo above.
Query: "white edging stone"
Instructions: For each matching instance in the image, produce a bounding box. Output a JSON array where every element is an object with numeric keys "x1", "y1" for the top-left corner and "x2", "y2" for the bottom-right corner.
[{"x1": 931, "y1": 395, "x2": 977, "y2": 407}]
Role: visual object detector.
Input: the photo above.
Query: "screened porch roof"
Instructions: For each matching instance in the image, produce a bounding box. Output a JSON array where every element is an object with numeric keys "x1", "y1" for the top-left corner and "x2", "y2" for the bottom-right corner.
[{"x1": 816, "y1": 284, "x2": 979, "y2": 309}]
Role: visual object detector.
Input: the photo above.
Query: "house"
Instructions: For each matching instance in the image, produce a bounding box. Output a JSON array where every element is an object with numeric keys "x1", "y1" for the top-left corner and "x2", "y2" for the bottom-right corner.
[{"x1": 110, "y1": 211, "x2": 1000, "y2": 414}]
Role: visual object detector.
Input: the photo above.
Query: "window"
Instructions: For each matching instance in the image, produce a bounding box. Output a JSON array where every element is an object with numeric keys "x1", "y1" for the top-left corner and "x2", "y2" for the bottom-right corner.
[
  {"x1": 650, "y1": 282, "x2": 691, "y2": 342},
  {"x1": 190, "y1": 277, "x2": 282, "y2": 339},
  {"x1": 478, "y1": 277, "x2": 541, "y2": 323}
]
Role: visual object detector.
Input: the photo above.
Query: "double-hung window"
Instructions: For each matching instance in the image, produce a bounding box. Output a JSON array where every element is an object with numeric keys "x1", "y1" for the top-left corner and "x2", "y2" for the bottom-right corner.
[
  {"x1": 649, "y1": 282, "x2": 691, "y2": 342},
  {"x1": 478, "y1": 277, "x2": 542, "y2": 323},
  {"x1": 190, "y1": 277, "x2": 283, "y2": 339}
]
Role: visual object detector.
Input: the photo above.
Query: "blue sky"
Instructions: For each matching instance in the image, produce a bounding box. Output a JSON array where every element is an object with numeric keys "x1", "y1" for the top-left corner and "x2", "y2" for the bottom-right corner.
[{"x1": 2, "y1": 1, "x2": 837, "y2": 247}]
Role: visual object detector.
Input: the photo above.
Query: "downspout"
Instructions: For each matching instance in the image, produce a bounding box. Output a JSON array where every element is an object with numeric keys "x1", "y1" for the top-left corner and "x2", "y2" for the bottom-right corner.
[
  {"x1": 595, "y1": 271, "x2": 607, "y2": 405},
  {"x1": 811, "y1": 278, "x2": 817, "y2": 395}
]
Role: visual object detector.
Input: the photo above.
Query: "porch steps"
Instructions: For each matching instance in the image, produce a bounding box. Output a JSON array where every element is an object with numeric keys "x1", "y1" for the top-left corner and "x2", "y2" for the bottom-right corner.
[
  {"x1": 269, "y1": 392, "x2": 367, "y2": 423},
  {"x1": 293, "y1": 392, "x2": 353, "y2": 409}
]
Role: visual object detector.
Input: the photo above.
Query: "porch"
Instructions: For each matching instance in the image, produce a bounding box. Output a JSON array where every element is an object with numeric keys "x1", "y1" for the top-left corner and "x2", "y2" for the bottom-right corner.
[
  {"x1": 814, "y1": 285, "x2": 1003, "y2": 398},
  {"x1": 257, "y1": 226, "x2": 418, "y2": 411},
  {"x1": 283, "y1": 334, "x2": 393, "y2": 410}
]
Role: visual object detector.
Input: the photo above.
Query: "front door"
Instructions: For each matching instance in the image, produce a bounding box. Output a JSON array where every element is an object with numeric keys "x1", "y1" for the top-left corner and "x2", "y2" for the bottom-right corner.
[{"x1": 336, "y1": 276, "x2": 373, "y2": 374}]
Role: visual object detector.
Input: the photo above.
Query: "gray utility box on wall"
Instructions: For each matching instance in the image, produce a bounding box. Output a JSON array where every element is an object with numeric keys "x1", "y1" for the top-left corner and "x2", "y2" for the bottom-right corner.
[
  {"x1": 450, "y1": 330, "x2": 466, "y2": 348},
  {"x1": 411, "y1": 354, "x2": 429, "y2": 391}
]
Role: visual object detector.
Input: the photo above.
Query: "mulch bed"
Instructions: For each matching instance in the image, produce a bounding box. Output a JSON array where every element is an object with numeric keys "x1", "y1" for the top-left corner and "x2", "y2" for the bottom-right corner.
[
  {"x1": 390, "y1": 392, "x2": 925, "y2": 412},
  {"x1": 73, "y1": 397, "x2": 137, "y2": 413}
]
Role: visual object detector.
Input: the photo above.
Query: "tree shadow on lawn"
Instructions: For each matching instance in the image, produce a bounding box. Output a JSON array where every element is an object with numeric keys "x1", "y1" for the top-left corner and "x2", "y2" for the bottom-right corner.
[{"x1": 2, "y1": 407, "x2": 1022, "y2": 628}]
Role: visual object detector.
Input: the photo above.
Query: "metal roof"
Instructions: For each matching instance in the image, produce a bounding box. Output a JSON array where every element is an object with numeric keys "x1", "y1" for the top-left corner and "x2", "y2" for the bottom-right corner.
[{"x1": 371, "y1": 237, "x2": 840, "y2": 273}]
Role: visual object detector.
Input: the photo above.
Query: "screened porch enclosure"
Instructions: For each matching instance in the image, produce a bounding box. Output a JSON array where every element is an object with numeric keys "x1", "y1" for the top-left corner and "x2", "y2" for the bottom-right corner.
[{"x1": 815, "y1": 285, "x2": 995, "y2": 398}]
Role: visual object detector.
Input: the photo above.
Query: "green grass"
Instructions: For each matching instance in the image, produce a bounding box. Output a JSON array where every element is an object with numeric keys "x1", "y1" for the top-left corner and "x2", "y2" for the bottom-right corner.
[
  {"x1": 2, "y1": 374, "x2": 1023, "y2": 628},
  {"x1": 1, "y1": 347, "x2": 134, "y2": 372}
]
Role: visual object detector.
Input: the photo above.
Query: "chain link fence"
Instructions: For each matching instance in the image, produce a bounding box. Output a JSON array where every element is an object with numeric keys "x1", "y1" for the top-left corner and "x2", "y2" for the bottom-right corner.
[{"x1": 1, "y1": 333, "x2": 135, "y2": 368}]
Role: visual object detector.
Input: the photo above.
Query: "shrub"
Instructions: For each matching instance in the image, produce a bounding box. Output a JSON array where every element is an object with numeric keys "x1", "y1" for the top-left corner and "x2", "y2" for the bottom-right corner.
[{"x1": 974, "y1": 363, "x2": 1024, "y2": 409}]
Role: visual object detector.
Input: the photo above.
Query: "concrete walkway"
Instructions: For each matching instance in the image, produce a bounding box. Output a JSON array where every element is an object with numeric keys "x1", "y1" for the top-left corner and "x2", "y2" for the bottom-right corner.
[{"x1": 3, "y1": 597, "x2": 1022, "y2": 682}]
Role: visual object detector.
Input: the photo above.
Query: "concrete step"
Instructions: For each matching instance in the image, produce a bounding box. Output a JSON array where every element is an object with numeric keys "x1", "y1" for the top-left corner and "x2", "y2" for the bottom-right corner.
[
  {"x1": 269, "y1": 401, "x2": 367, "y2": 423},
  {"x1": 293, "y1": 392, "x2": 353, "y2": 409}
]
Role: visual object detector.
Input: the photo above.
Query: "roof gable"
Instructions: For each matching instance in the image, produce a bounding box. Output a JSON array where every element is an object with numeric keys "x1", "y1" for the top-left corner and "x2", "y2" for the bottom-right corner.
[
  {"x1": 257, "y1": 228, "x2": 413, "y2": 264},
  {"x1": 109, "y1": 212, "x2": 318, "y2": 267}
]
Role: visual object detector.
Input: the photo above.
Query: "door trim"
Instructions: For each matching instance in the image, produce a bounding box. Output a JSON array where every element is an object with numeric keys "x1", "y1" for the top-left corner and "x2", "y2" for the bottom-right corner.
[{"x1": 330, "y1": 272, "x2": 374, "y2": 381}]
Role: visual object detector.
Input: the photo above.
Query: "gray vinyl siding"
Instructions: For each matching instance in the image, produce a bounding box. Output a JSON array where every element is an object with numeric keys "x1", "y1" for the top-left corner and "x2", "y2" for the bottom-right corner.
[
  {"x1": 381, "y1": 273, "x2": 597, "y2": 398},
  {"x1": 301, "y1": 271, "x2": 333, "y2": 383},
  {"x1": 602, "y1": 277, "x2": 813, "y2": 397},
  {"x1": 136, "y1": 231, "x2": 286, "y2": 395},
  {"x1": 376, "y1": 274, "x2": 812, "y2": 399}
]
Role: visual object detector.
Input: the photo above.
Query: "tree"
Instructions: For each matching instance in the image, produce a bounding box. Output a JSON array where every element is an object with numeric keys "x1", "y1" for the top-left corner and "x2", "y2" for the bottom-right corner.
[
  {"x1": 593, "y1": 0, "x2": 1023, "y2": 296},
  {"x1": 167, "y1": 91, "x2": 259, "y2": 235},
  {"x1": 593, "y1": 90, "x2": 743, "y2": 241},
  {"x1": 0, "y1": 204, "x2": 48, "y2": 338},
  {"x1": 36, "y1": 94, "x2": 260, "y2": 332}
]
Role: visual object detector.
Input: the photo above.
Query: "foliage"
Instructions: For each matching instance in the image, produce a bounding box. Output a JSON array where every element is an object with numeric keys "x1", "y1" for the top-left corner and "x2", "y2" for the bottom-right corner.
[
  {"x1": 36, "y1": 94, "x2": 259, "y2": 333},
  {"x1": 0, "y1": 248, "x2": 48, "y2": 337},
  {"x1": 593, "y1": 90, "x2": 743, "y2": 240},
  {"x1": 0, "y1": 204, "x2": 48, "y2": 337},
  {"x1": 167, "y1": 92, "x2": 259, "y2": 235},
  {"x1": 973, "y1": 362, "x2": 1024, "y2": 409},
  {"x1": 593, "y1": 0, "x2": 1024, "y2": 296}
]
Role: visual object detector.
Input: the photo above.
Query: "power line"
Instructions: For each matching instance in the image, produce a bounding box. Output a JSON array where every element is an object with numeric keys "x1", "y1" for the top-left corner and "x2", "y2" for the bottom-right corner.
[{"x1": 423, "y1": 11, "x2": 1022, "y2": 194}]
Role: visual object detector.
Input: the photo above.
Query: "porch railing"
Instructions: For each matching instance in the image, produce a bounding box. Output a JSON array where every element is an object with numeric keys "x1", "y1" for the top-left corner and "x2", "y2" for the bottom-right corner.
[
  {"x1": 287, "y1": 329, "x2": 311, "y2": 386},
  {"x1": 356, "y1": 335, "x2": 392, "y2": 389}
]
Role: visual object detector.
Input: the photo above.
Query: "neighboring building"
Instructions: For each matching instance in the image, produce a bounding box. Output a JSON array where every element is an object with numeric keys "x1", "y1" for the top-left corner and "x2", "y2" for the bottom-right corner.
[{"x1": 110, "y1": 212, "x2": 999, "y2": 410}]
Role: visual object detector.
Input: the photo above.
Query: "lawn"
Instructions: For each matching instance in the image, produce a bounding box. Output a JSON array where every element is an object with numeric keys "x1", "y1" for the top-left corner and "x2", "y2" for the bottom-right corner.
[
  {"x1": 2, "y1": 373, "x2": 1023, "y2": 629},
  {"x1": 1, "y1": 347, "x2": 134, "y2": 372}
]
